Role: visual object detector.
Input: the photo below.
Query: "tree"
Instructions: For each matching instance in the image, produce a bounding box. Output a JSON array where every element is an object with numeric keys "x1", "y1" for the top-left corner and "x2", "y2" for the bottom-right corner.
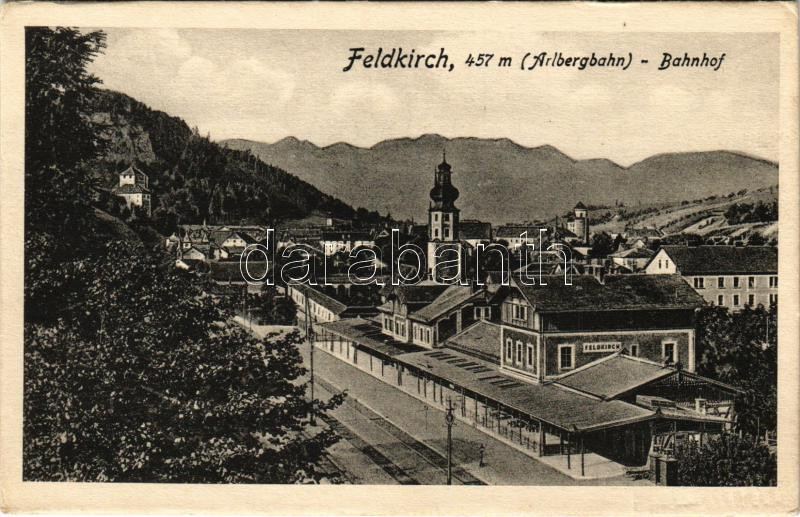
[
  {"x1": 252, "y1": 286, "x2": 297, "y2": 325},
  {"x1": 271, "y1": 296, "x2": 298, "y2": 325},
  {"x1": 673, "y1": 433, "x2": 776, "y2": 486},
  {"x1": 25, "y1": 28, "x2": 108, "y2": 322},
  {"x1": 25, "y1": 27, "x2": 106, "y2": 177},
  {"x1": 611, "y1": 233, "x2": 625, "y2": 252},
  {"x1": 747, "y1": 233, "x2": 767, "y2": 246},
  {"x1": 696, "y1": 304, "x2": 777, "y2": 435},
  {"x1": 24, "y1": 242, "x2": 341, "y2": 482},
  {"x1": 590, "y1": 232, "x2": 614, "y2": 258}
]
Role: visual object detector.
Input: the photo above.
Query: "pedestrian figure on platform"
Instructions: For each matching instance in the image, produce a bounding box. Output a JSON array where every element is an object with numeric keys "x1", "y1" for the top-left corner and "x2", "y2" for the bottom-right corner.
[{"x1": 478, "y1": 443, "x2": 486, "y2": 467}]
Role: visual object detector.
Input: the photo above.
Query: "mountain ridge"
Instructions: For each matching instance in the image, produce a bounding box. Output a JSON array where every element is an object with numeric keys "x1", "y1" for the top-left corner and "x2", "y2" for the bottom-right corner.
[
  {"x1": 226, "y1": 133, "x2": 778, "y2": 169},
  {"x1": 221, "y1": 135, "x2": 778, "y2": 224}
]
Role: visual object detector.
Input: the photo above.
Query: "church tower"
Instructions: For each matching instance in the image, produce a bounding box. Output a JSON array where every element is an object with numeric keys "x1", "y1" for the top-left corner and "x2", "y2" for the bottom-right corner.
[{"x1": 427, "y1": 151, "x2": 462, "y2": 282}]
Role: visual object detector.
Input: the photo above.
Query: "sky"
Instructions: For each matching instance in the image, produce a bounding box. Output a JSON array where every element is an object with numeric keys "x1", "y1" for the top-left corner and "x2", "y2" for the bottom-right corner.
[{"x1": 88, "y1": 28, "x2": 779, "y2": 166}]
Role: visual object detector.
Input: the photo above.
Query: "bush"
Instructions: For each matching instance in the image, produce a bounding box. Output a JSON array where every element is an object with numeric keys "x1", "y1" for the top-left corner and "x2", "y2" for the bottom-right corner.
[{"x1": 674, "y1": 433, "x2": 776, "y2": 486}]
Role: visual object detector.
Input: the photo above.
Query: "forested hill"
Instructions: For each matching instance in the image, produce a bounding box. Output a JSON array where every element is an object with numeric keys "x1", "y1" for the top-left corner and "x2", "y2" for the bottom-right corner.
[{"x1": 90, "y1": 90, "x2": 356, "y2": 234}]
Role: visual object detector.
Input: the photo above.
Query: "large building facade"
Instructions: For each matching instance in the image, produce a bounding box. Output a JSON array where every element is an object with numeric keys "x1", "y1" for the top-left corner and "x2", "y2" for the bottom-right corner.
[
  {"x1": 645, "y1": 245, "x2": 778, "y2": 311},
  {"x1": 498, "y1": 274, "x2": 702, "y2": 383}
]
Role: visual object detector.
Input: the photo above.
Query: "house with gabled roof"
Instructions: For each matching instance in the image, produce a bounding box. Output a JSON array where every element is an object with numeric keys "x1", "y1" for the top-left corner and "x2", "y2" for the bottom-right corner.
[
  {"x1": 320, "y1": 230, "x2": 374, "y2": 256},
  {"x1": 112, "y1": 165, "x2": 151, "y2": 216},
  {"x1": 644, "y1": 245, "x2": 778, "y2": 310},
  {"x1": 377, "y1": 283, "x2": 499, "y2": 348},
  {"x1": 609, "y1": 246, "x2": 655, "y2": 272},
  {"x1": 287, "y1": 282, "x2": 379, "y2": 330}
]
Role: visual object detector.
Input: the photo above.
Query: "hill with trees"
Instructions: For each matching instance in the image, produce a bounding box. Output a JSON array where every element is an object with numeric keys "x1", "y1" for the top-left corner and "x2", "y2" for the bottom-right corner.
[
  {"x1": 89, "y1": 90, "x2": 358, "y2": 236},
  {"x1": 589, "y1": 186, "x2": 778, "y2": 246}
]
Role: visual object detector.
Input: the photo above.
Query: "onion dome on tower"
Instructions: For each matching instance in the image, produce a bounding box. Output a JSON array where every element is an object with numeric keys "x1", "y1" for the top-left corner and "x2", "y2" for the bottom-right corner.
[{"x1": 429, "y1": 151, "x2": 460, "y2": 210}]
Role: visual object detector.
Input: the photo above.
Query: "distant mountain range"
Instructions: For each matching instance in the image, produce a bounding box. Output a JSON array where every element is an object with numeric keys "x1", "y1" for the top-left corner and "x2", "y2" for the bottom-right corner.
[{"x1": 222, "y1": 134, "x2": 778, "y2": 224}]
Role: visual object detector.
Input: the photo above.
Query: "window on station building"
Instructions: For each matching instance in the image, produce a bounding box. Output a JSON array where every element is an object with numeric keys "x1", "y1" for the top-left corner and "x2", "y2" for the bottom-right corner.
[
  {"x1": 434, "y1": 228, "x2": 439, "y2": 239},
  {"x1": 443, "y1": 227, "x2": 450, "y2": 239},
  {"x1": 770, "y1": 276, "x2": 778, "y2": 288},
  {"x1": 693, "y1": 277, "x2": 705, "y2": 289},
  {"x1": 718, "y1": 277, "x2": 725, "y2": 288},
  {"x1": 662, "y1": 341, "x2": 677, "y2": 364},
  {"x1": 629, "y1": 344, "x2": 639, "y2": 357},
  {"x1": 526, "y1": 343, "x2": 534, "y2": 366},
  {"x1": 505, "y1": 338, "x2": 513, "y2": 361},
  {"x1": 516, "y1": 341, "x2": 523, "y2": 363},
  {"x1": 434, "y1": 213, "x2": 439, "y2": 222},
  {"x1": 733, "y1": 277, "x2": 740, "y2": 289},
  {"x1": 558, "y1": 344, "x2": 574, "y2": 371},
  {"x1": 748, "y1": 294, "x2": 755, "y2": 306},
  {"x1": 474, "y1": 306, "x2": 490, "y2": 320},
  {"x1": 717, "y1": 294, "x2": 725, "y2": 306},
  {"x1": 512, "y1": 303, "x2": 528, "y2": 321},
  {"x1": 748, "y1": 276, "x2": 756, "y2": 289},
  {"x1": 733, "y1": 294, "x2": 740, "y2": 306},
  {"x1": 770, "y1": 293, "x2": 778, "y2": 305}
]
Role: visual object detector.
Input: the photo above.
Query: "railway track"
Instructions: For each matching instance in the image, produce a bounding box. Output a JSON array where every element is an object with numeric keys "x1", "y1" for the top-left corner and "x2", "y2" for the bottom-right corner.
[{"x1": 316, "y1": 376, "x2": 486, "y2": 485}]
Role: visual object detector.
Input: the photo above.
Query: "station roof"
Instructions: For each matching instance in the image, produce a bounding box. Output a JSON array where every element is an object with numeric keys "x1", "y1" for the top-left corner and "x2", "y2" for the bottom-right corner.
[
  {"x1": 553, "y1": 355, "x2": 675, "y2": 400},
  {"x1": 409, "y1": 285, "x2": 479, "y2": 323},
  {"x1": 443, "y1": 320, "x2": 501, "y2": 364},
  {"x1": 554, "y1": 353, "x2": 742, "y2": 400},
  {"x1": 319, "y1": 318, "x2": 425, "y2": 358},
  {"x1": 290, "y1": 283, "x2": 349, "y2": 315},
  {"x1": 318, "y1": 320, "x2": 735, "y2": 433},
  {"x1": 396, "y1": 348, "x2": 654, "y2": 432}
]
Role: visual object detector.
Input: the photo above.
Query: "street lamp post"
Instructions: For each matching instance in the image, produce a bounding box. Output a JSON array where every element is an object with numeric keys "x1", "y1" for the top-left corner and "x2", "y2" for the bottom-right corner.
[
  {"x1": 305, "y1": 292, "x2": 315, "y2": 426},
  {"x1": 445, "y1": 398, "x2": 455, "y2": 485}
]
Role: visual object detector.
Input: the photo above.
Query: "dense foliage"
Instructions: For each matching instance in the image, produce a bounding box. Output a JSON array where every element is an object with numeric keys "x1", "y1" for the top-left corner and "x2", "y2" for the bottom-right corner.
[
  {"x1": 241, "y1": 286, "x2": 298, "y2": 325},
  {"x1": 590, "y1": 231, "x2": 615, "y2": 257},
  {"x1": 25, "y1": 244, "x2": 342, "y2": 482},
  {"x1": 673, "y1": 433, "x2": 776, "y2": 486},
  {"x1": 696, "y1": 304, "x2": 777, "y2": 436},
  {"x1": 24, "y1": 27, "x2": 342, "y2": 483},
  {"x1": 25, "y1": 27, "x2": 109, "y2": 322},
  {"x1": 725, "y1": 201, "x2": 779, "y2": 225}
]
